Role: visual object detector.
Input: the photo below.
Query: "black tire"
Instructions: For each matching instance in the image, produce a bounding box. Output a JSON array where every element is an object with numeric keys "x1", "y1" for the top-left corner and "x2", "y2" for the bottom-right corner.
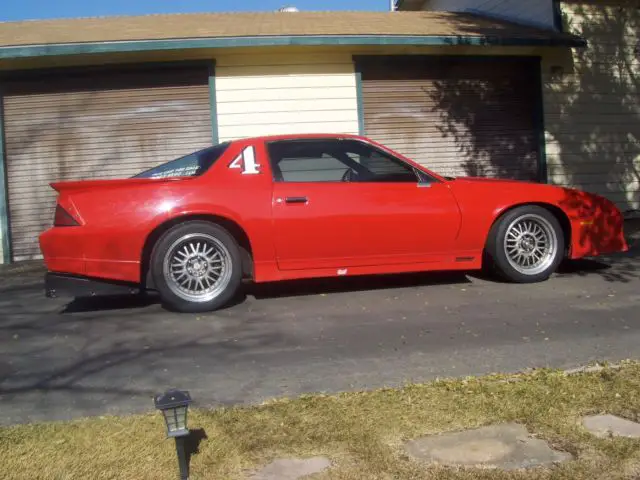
[
  {"x1": 150, "y1": 221, "x2": 243, "y2": 313},
  {"x1": 484, "y1": 205, "x2": 565, "y2": 283}
]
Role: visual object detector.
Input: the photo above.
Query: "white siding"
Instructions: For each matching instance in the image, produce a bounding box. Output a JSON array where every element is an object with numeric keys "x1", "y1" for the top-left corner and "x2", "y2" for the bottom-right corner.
[
  {"x1": 215, "y1": 53, "x2": 359, "y2": 141},
  {"x1": 422, "y1": 0, "x2": 556, "y2": 29},
  {"x1": 543, "y1": 1, "x2": 640, "y2": 213}
]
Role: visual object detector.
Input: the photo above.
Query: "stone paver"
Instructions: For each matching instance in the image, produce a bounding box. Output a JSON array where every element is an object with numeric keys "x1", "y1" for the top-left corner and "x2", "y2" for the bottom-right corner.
[
  {"x1": 250, "y1": 457, "x2": 331, "y2": 480},
  {"x1": 582, "y1": 414, "x2": 640, "y2": 439},
  {"x1": 404, "y1": 423, "x2": 571, "y2": 470}
]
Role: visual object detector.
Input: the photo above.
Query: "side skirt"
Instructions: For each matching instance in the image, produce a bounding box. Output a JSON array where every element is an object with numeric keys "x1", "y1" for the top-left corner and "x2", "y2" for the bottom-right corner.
[
  {"x1": 45, "y1": 272, "x2": 140, "y2": 298},
  {"x1": 253, "y1": 255, "x2": 483, "y2": 283}
]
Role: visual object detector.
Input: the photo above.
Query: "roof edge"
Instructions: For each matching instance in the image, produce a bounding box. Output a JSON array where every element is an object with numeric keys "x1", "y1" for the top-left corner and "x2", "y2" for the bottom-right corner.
[{"x1": 0, "y1": 34, "x2": 588, "y2": 60}]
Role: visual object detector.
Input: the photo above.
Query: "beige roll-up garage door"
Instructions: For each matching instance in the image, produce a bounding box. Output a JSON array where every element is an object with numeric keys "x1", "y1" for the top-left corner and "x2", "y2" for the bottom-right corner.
[
  {"x1": 3, "y1": 66, "x2": 213, "y2": 261},
  {"x1": 359, "y1": 56, "x2": 541, "y2": 182}
]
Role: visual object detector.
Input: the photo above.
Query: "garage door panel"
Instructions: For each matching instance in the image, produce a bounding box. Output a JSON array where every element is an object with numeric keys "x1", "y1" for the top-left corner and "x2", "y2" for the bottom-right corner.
[
  {"x1": 4, "y1": 67, "x2": 212, "y2": 261},
  {"x1": 5, "y1": 149, "x2": 207, "y2": 175},
  {"x1": 360, "y1": 57, "x2": 540, "y2": 182},
  {"x1": 5, "y1": 131, "x2": 212, "y2": 152},
  {"x1": 365, "y1": 122, "x2": 537, "y2": 133},
  {"x1": 5, "y1": 89, "x2": 212, "y2": 107},
  {"x1": 4, "y1": 109, "x2": 212, "y2": 129}
]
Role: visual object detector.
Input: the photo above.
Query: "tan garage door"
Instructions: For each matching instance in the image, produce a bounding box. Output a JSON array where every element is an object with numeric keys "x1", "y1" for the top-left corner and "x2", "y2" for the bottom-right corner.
[
  {"x1": 3, "y1": 66, "x2": 213, "y2": 261},
  {"x1": 359, "y1": 56, "x2": 541, "y2": 182}
]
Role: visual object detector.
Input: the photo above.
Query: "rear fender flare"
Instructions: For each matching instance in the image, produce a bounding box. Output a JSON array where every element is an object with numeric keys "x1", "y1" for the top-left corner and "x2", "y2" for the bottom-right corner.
[{"x1": 141, "y1": 207, "x2": 253, "y2": 289}]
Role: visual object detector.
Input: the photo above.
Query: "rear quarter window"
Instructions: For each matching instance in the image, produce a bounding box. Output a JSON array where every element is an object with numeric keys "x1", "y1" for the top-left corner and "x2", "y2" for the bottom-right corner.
[{"x1": 133, "y1": 142, "x2": 230, "y2": 179}]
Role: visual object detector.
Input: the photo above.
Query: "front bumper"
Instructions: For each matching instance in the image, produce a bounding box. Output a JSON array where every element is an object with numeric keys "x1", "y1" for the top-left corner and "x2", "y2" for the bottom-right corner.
[
  {"x1": 45, "y1": 272, "x2": 140, "y2": 298},
  {"x1": 568, "y1": 216, "x2": 629, "y2": 259}
]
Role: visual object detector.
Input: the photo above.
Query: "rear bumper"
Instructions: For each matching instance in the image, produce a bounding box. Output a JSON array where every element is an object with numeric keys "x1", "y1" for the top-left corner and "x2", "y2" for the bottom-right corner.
[{"x1": 45, "y1": 272, "x2": 140, "y2": 298}]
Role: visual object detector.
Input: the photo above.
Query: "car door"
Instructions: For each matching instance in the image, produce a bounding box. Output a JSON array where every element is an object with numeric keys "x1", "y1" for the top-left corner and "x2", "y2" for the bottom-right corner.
[{"x1": 268, "y1": 138, "x2": 462, "y2": 271}]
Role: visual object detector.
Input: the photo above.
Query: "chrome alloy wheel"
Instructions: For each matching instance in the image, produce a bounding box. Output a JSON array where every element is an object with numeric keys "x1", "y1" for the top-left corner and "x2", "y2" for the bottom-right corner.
[
  {"x1": 503, "y1": 213, "x2": 558, "y2": 276},
  {"x1": 163, "y1": 233, "x2": 233, "y2": 303}
]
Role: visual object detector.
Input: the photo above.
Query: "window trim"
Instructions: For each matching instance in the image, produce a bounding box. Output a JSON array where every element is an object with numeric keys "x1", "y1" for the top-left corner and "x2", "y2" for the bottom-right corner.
[{"x1": 265, "y1": 137, "x2": 437, "y2": 185}]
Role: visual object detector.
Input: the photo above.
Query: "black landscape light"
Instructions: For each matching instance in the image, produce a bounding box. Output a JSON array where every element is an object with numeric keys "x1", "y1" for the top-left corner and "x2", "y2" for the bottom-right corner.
[{"x1": 154, "y1": 389, "x2": 192, "y2": 480}]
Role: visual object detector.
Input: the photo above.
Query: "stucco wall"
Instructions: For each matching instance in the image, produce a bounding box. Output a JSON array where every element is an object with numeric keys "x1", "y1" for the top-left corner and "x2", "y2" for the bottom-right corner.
[
  {"x1": 542, "y1": 0, "x2": 640, "y2": 213},
  {"x1": 422, "y1": 0, "x2": 556, "y2": 29},
  {"x1": 215, "y1": 52, "x2": 360, "y2": 141}
]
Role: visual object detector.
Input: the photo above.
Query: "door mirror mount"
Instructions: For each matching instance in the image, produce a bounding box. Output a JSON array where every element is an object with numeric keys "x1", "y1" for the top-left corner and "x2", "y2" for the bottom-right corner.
[{"x1": 415, "y1": 169, "x2": 434, "y2": 188}]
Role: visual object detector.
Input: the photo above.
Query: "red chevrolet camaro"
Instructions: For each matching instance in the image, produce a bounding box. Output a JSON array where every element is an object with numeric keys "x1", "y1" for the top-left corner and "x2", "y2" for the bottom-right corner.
[{"x1": 40, "y1": 134, "x2": 628, "y2": 312}]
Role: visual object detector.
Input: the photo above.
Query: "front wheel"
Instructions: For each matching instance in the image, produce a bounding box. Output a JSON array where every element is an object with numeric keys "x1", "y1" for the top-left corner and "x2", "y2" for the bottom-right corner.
[
  {"x1": 485, "y1": 206, "x2": 565, "y2": 283},
  {"x1": 150, "y1": 221, "x2": 243, "y2": 313}
]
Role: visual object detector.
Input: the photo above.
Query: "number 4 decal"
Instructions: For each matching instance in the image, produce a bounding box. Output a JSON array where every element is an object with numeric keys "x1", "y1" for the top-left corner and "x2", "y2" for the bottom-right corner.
[{"x1": 229, "y1": 145, "x2": 260, "y2": 174}]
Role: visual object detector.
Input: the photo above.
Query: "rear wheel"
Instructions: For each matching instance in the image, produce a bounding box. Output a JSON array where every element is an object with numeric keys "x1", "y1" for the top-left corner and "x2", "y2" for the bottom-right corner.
[
  {"x1": 485, "y1": 205, "x2": 565, "y2": 283},
  {"x1": 150, "y1": 221, "x2": 242, "y2": 312}
]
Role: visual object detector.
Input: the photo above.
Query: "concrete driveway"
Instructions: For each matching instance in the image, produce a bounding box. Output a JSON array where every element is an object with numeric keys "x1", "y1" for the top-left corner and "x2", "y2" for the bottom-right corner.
[{"x1": 0, "y1": 242, "x2": 639, "y2": 426}]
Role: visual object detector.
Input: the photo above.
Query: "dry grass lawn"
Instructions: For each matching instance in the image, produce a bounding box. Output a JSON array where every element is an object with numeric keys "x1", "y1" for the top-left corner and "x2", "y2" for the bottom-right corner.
[{"x1": 2, "y1": 362, "x2": 640, "y2": 479}]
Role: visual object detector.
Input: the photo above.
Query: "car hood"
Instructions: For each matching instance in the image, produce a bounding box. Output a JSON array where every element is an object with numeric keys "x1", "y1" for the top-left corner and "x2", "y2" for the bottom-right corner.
[
  {"x1": 446, "y1": 176, "x2": 621, "y2": 218},
  {"x1": 447, "y1": 176, "x2": 532, "y2": 185}
]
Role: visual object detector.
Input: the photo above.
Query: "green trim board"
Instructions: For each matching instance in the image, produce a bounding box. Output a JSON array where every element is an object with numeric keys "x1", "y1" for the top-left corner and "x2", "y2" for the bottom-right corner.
[
  {"x1": 0, "y1": 88, "x2": 11, "y2": 263},
  {"x1": 553, "y1": 0, "x2": 564, "y2": 32},
  {"x1": 0, "y1": 59, "x2": 216, "y2": 81},
  {"x1": 354, "y1": 62, "x2": 365, "y2": 136},
  {"x1": 208, "y1": 61, "x2": 219, "y2": 144},
  {"x1": 533, "y1": 57, "x2": 548, "y2": 183},
  {"x1": 0, "y1": 34, "x2": 587, "y2": 60},
  {"x1": 354, "y1": 53, "x2": 542, "y2": 65}
]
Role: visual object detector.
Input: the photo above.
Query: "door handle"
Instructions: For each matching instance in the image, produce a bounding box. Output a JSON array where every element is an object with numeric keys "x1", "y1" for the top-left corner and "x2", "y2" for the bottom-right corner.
[{"x1": 285, "y1": 196, "x2": 308, "y2": 204}]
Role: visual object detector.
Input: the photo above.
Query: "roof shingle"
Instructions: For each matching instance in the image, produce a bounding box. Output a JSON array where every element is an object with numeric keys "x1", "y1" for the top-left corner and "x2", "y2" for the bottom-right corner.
[{"x1": 0, "y1": 11, "x2": 583, "y2": 48}]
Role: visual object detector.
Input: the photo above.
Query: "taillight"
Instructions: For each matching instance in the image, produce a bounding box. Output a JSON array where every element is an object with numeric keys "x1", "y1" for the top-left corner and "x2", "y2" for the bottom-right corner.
[{"x1": 54, "y1": 204, "x2": 80, "y2": 226}]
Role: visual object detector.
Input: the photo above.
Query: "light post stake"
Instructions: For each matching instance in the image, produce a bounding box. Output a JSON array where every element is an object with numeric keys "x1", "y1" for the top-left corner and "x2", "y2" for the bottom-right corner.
[
  {"x1": 175, "y1": 435, "x2": 189, "y2": 480},
  {"x1": 154, "y1": 389, "x2": 193, "y2": 480}
]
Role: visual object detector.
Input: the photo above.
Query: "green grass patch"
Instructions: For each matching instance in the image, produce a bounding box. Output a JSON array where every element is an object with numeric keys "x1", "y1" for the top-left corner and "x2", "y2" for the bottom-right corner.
[{"x1": 2, "y1": 362, "x2": 640, "y2": 479}]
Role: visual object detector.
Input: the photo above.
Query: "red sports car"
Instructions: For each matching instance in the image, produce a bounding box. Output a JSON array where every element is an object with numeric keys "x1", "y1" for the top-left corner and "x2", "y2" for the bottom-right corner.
[{"x1": 40, "y1": 134, "x2": 628, "y2": 312}]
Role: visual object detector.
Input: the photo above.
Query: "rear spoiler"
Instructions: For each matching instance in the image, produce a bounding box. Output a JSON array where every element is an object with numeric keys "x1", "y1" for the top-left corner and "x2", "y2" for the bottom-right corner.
[{"x1": 50, "y1": 177, "x2": 182, "y2": 193}]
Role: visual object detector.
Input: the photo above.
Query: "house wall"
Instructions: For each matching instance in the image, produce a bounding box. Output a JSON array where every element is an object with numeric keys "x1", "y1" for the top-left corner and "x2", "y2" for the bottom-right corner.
[
  {"x1": 542, "y1": 0, "x2": 640, "y2": 213},
  {"x1": 420, "y1": 0, "x2": 556, "y2": 29},
  {"x1": 0, "y1": 43, "x2": 552, "y2": 265},
  {"x1": 5, "y1": 35, "x2": 634, "y2": 264},
  {"x1": 215, "y1": 52, "x2": 360, "y2": 141}
]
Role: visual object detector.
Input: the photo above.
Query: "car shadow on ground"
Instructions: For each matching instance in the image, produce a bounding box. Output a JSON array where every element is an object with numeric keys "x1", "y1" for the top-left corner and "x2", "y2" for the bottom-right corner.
[
  {"x1": 555, "y1": 245, "x2": 639, "y2": 283},
  {"x1": 246, "y1": 270, "x2": 471, "y2": 300},
  {"x1": 60, "y1": 293, "x2": 160, "y2": 313},
  {"x1": 58, "y1": 271, "x2": 472, "y2": 314},
  {"x1": 54, "y1": 247, "x2": 639, "y2": 314}
]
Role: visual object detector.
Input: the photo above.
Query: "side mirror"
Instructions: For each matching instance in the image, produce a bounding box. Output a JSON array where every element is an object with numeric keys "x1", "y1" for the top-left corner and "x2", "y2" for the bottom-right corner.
[{"x1": 415, "y1": 169, "x2": 433, "y2": 188}]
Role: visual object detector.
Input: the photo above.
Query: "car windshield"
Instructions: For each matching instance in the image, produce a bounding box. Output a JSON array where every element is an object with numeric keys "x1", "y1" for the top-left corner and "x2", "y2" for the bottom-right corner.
[{"x1": 132, "y1": 142, "x2": 230, "y2": 179}]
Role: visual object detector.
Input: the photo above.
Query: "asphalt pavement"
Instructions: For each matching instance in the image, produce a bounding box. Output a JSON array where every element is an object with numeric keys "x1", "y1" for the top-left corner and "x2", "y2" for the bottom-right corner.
[{"x1": 0, "y1": 244, "x2": 639, "y2": 426}]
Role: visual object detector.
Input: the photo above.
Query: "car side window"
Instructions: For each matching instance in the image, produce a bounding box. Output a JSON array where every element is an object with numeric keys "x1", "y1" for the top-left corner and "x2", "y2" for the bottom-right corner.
[
  {"x1": 267, "y1": 139, "x2": 419, "y2": 183},
  {"x1": 343, "y1": 143, "x2": 418, "y2": 183},
  {"x1": 273, "y1": 151, "x2": 349, "y2": 182}
]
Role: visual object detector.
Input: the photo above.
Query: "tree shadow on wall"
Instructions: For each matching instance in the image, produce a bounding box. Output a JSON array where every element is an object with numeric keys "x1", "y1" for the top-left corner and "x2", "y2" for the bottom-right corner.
[
  {"x1": 546, "y1": 3, "x2": 640, "y2": 217},
  {"x1": 427, "y1": 4, "x2": 640, "y2": 278},
  {"x1": 427, "y1": 58, "x2": 541, "y2": 182}
]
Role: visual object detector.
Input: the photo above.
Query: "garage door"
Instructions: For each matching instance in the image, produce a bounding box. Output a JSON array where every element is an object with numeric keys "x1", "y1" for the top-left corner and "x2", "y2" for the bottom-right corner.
[
  {"x1": 359, "y1": 56, "x2": 541, "y2": 181},
  {"x1": 3, "y1": 66, "x2": 213, "y2": 261}
]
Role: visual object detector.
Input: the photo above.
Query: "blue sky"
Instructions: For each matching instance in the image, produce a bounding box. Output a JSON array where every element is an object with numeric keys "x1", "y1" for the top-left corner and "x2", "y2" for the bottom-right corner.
[{"x1": 2, "y1": 0, "x2": 390, "y2": 22}]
